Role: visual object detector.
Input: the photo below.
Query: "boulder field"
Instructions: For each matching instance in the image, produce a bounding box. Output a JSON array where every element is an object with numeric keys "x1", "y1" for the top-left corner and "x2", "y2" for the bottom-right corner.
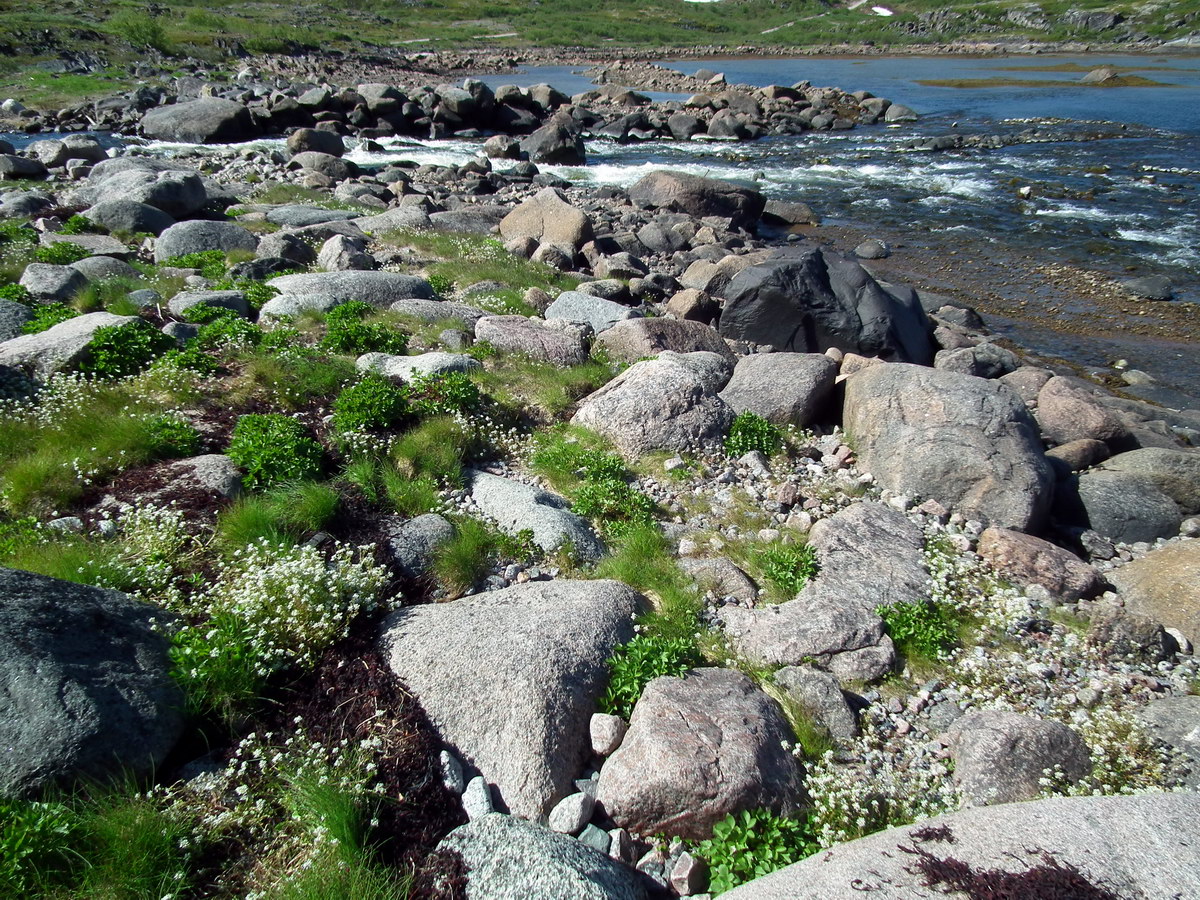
[{"x1": 1, "y1": 72, "x2": 1199, "y2": 899}]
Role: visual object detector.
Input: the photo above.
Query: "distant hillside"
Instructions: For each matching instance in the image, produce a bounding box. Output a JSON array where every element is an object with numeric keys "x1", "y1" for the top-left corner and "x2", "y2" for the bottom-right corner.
[{"x1": 1, "y1": 0, "x2": 1196, "y2": 107}]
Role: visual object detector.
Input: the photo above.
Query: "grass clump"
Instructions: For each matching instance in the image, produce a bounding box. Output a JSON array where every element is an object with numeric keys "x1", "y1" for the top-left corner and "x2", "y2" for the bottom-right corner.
[
  {"x1": 232, "y1": 349, "x2": 356, "y2": 411},
  {"x1": 594, "y1": 524, "x2": 701, "y2": 643},
  {"x1": 216, "y1": 480, "x2": 340, "y2": 550},
  {"x1": 390, "y1": 415, "x2": 477, "y2": 486},
  {"x1": 331, "y1": 375, "x2": 409, "y2": 434},
  {"x1": 759, "y1": 542, "x2": 818, "y2": 598},
  {"x1": 226, "y1": 413, "x2": 324, "y2": 490},
  {"x1": 320, "y1": 301, "x2": 409, "y2": 355},
  {"x1": 598, "y1": 633, "x2": 702, "y2": 720},
  {"x1": 21, "y1": 303, "x2": 79, "y2": 334},
  {"x1": 477, "y1": 357, "x2": 614, "y2": 419},
  {"x1": 431, "y1": 517, "x2": 501, "y2": 597},
  {"x1": 725, "y1": 411, "x2": 783, "y2": 458},
  {"x1": 696, "y1": 809, "x2": 817, "y2": 895},
  {"x1": 79, "y1": 320, "x2": 175, "y2": 378}
]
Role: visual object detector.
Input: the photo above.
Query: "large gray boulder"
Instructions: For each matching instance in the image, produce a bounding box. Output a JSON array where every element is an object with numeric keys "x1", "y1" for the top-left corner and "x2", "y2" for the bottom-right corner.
[
  {"x1": 0, "y1": 312, "x2": 137, "y2": 377},
  {"x1": 266, "y1": 205, "x2": 360, "y2": 228},
  {"x1": 474, "y1": 316, "x2": 589, "y2": 365},
  {"x1": 1055, "y1": 470, "x2": 1182, "y2": 545},
  {"x1": 18, "y1": 263, "x2": 88, "y2": 302},
  {"x1": 267, "y1": 271, "x2": 435, "y2": 307},
  {"x1": 720, "y1": 793, "x2": 1200, "y2": 900},
  {"x1": 437, "y1": 814, "x2": 648, "y2": 900},
  {"x1": 167, "y1": 289, "x2": 249, "y2": 319},
  {"x1": 141, "y1": 98, "x2": 258, "y2": 144},
  {"x1": 499, "y1": 187, "x2": 593, "y2": 251},
  {"x1": 378, "y1": 580, "x2": 643, "y2": 819},
  {"x1": 467, "y1": 470, "x2": 604, "y2": 561},
  {"x1": 1100, "y1": 448, "x2": 1200, "y2": 514},
  {"x1": 594, "y1": 317, "x2": 734, "y2": 365},
  {"x1": 596, "y1": 668, "x2": 803, "y2": 840},
  {"x1": 520, "y1": 116, "x2": 586, "y2": 164},
  {"x1": 720, "y1": 503, "x2": 925, "y2": 681},
  {"x1": 154, "y1": 220, "x2": 258, "y2": 263},
  {"x1": 976, "y1": 527, "x2": 1103, "y2": 601},
  {"x1": 0, "y1": 568, "x2": 184, "y2": 798},
  {"x1": 357, "y1": 351, "x2": 481, "y2": 383},
  {"x1": 718, "y1": 247, "x2": 933, "y2": 363},
  {"x1": 627, "y1": 171, "x2": 765, "y2": 232},
  {"x1": 946, "y1": 710, "x2": 1091, "y2": 805},
  {"x1": 843, "y1": 363, "x2": 1054, "y2": 532},
  {"x1": 1136, "y1": 695, "x2": 1200, "y2": 790},
  {"x1": 69, "y1": 256, "x2": 142, "y2": 283},
  {"x1": 1108, "y1": 541, "x2": 1200, "y2": 645},
  {"x1": 1035, "y1": 376, "x2": 1131, "y2": 448},
  {"x1": 718, "y1": 352, "x2": 837, "y2": 426},
  {"x1": 545, "y1": 291, "x2": 638, "y2": 335},
  {"x1": 572, "y1": 356, "x2": 735, "y2": 460},
  {"x1": 84, "y1": 199, "x2": 177, "y2": 236},
  {"x1": 80, "y1": 168, "x2": 207, "y2": 219}
]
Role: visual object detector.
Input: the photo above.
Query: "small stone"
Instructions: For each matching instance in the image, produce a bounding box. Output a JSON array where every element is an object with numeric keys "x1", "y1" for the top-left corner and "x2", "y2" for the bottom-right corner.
[
  {"x1": 577, "y1": 823, "x2": 612, "y2": 854},
  {"x1": 590, "y1": 713, "x2": 629, "y2": 756},
  {"x1": 462, "y1": 776, "x2": 494, "y2": 820},
  {"x1": 608, "y1": 827, "x2": 635, "y2": 863},
  {"x1": 548, "y1": 791, "x2": 595, "y2": 835},
  {"x1": 47, "y1": 516, "x2": 84, "y2": 533},
  {"x1": 671, "y1": 851, "x2": 710, "y2": 896},
  {"x1": 440, "y1": 750, "x2": 465, "y2": 794}
]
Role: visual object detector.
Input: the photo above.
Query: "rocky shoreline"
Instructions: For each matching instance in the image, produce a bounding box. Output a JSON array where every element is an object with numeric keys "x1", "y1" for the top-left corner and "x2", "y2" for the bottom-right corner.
[{"x1": 2, "y1": 63, "x2": 1200, "y2": 899}]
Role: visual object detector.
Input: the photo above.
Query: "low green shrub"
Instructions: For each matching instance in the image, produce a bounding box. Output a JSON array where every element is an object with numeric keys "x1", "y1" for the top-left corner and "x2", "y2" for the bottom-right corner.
[
  {"x1": 406, "y1": 371, "x2": 481, "y2": 417},
  {"x1": 331, "y1": 375, "x2": 409, "y2": 434},
  {"x1": 108, "y1": 9, "x2": 174, "y2": 52},
  {"x1": 759, "y1": 543, "x2": 818, "y2": 597},
  {"x1": 227, "y1": 414, "x2": 324, "y2": 490},
  {"x1": 697, "y1": 809, "x2": 817, "y2": 895},
  {"x1": 572, "y1": 477, "x2": 655, "y2": 538},
  {"x1": 196, "y1": 312, "x2": 262, "y2": 350},
  {"x1": 183, "y1": 302, "x2": 237, "y2": 324},
  {"x1": 530, "y1": 431, "x2": 625, "y2": 492},
  {"x1": 0, "y1": 221, "x2": 37, "y2": 245},
  {"x1": 877, "y1": 599, "x2": 960, "y2": 660},
  {"x1": 144, "y1": 413, "x2": 201, "y2": 458},
  {"x1": 59, "y1": 214, "x2": 99, "y2": 236},
  {"x1": 320, "y1": 301, "x2": 408, "y2": 355},
  {"x1": 154, "y1": 343, "x2": 219, "y2": 376},
  {"x1": 21, "y1": 303, "x2": 78, "y2": 334},
  {"x1": 166, "y1": 250, "x2": 227, "y2": 280},
  {"x1": 725, "y1": 411, "x2": 783, "y2": 458},
  {"x1": 0, "y1": 283, "x2": 33, "y2": 305},
  {"x1": 79, "y1": 321, "x2": 176, "y2": 378},
  {"x1": 33, "y1": 242, "x2": 92, "y2": 265},
  {"x1": 598, "y1": 633, "x2": 702, "y2": 720}
]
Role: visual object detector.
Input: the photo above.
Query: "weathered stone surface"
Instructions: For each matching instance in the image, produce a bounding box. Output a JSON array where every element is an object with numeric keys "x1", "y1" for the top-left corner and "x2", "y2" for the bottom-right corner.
[
  {"x1": 379, "y1": 580, "x2": 642, "y2": 819},
  {"x1": 1136, "y1": 695, "x2": 1200, "y2": 790},
  {"x1": 627, "y1": 171, "x2": 765, "y2": 232},
  {"x1": 1100, "y1": 448, "x2": 1200, "y2": 514},
  {"x1": 1056, "y1": 470, "x2": 1182, "y2": 545},
  {"x1": 0, "y1": 311, "x2": 137, "y2": 377},
  {"x1": 843, "y1": 363, "x2": 1054, "y2": 531},
  {"x1": 18, "y1": 263, "x2": 88, "y2": 302},
  {"x1": 594, "y1": 317, "x2": 733, "y2": 364},
  {"x1": 571, "y1": 357, "x2": 735, "y2": 459},
  {"x1": 1108, "y1": 541, "x2": 1200, "y2": 645},
  {"x1": 266, "y1": 205, "x2": 359, "y2": 227},
  {"x1": 590, "y1": 713, "x2": 629, "y2": 756},
  {"x1": 719, "y1": 247, "x2": 933, "y2": 363},
  {"x1": 772, "y1": 666, "x2": 858, "y2": 740},
  {"x1": 678, "y1": 557, "x2": 757, "y2": 603},
  {"x1": 154, "y1": 220, "x2": 258, "y2": 263},
  {"x1": 69, "y1": 256, "x2": 141, "y2": 283},
  {"x1": 286, "y1": 127, "x2": 344, "y2": 157},
  {"x1": 141, "y1": 98, "x2": 258, "y2": 144},
  {"x1": 545, "y1": 291, "x2": 637, "y2": 335},
  {"x1": 977, "y1": 527, "x2": 1104, "y2": 601},
  {"x1": 1046, "y1": 438, "x2": 1110, "y2": 473},
  {"x1": 0, "y1": 154, "x2": 48, "y2": 180},
  {"x1": 389, "y1": 297, "x2": 486, "y2": 326},
  {"x1": 0, "y1": 299, "x2": 32, "y2": 342},
  {"x1": 289, "y1": 151, "x2": 358, "y2": 180},
  {"x1": 436, "y1": 814, "x2": 649, "y2": 900},
  {"x1": 499, "y1": 187, "x2": 593, "y2": 251},
  {"x1": 0, "y1": 568, "x2": 184, "y2": 798},
  {"x1": 946, "y1": 710, "x2": 1091, "y2": 805},
  {"x1": 934, "y1": 342, "x2": 1020, "y2": 379},
  {"x1": 353, "y1": 206, "x2": 434, "y2": 234},
  {"x1": 474, "y1": 315, "x2": 589, "y2": 365},
  {"x1": 268, "y1": 271, "x2": 434, "y2": 307},
  {"x1": 1036, "y1": 376, "x2": 1131, "y2": 448},
  {"x1": 357, "y1": 351, "x2": 481, "y2": 383},
  {"x1": 468, "y1": 470, "x2": 604, "y2": 561},
  {"x1": 520, "y1": 117, "x2": 586, "y2": 164},
  {"x1": 718, "y1": 352, "x2": 837, "y2": 426},
  {"x1": 596, "y1": 668, "x2": 802, "y2": 840},
  {"x1": 81, "y1": 167, "x2": 207, "y2": 219},
  {"x1": 720, "y1": 793, "x2": 1200, "y2": 900}
]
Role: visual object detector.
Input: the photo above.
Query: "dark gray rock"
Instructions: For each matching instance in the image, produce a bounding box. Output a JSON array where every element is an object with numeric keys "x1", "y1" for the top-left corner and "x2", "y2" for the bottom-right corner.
[
  {"x1": 436, "y1": 814, "x2": 648, "y2": 900},
  {"x1": 383, "y1": 513, "x2": 455, "y2": 579},
  {"x1": 84, "y1": 199, "x2": 176, "y2": 236},
  {"x1": 154, "y1": 220, "x2": 258, "y2": 264},
  {"x1": 286, "y1": 127, "x2": 344, "y2": 157},
  {"x1": 0, "y1": 298, "x2": 33, "y2": 342},
  {"x1": 934, "y1": 342, "x2": 1021, "y2": 379},
  {"x1": 520, "y1": 116, "x2": 586, "y2": 164},
  {"x1": 81, "y1": 167, "x2": 207, "y2": 219},
  {"x1": 1120, "y1": 274, "x2": 1172, "y2": 301},
  {"x1": 0, "y1": 568, "x2": 184, "y2": 798},
  {"x1": 289, "y1": 151, "x2": 359, "y2": 181},
  {"x1": 69, "y1": 256, "x2": 141, "y2": 284},
  {"x1": 1055, "y1": 470, "x2": 1182, "y2": 545},
  {"x1": 379, "y1": 580, "x2": 642, "y2": 819},
  {"x1": 141, "y1": 98, "x2": 258, "y2": 144},
  {"x1": 266, "y1": 205, "x2": 359, "y2": 227},
  {"x1": 843, "y1": 363, "x2": 1054, "y2": 531},
  {"x1": 0, "y1": 155, "x2": 48, "y2": 180},
  {"x1": 719, "y1": 247, "x2": 933, "y2": 364},
  {"x1": 627, "y1": 170, "x2": 764, "y2": 232},
  {"x1": 596, "y1": 668, "x2": 803, "y2": 840},
  {"x1": 718, "y1": 352, "x2": 837, "y2": 426},
  {"x1": 947, "y1": 710, "x2": 1091, "y2": 805}
]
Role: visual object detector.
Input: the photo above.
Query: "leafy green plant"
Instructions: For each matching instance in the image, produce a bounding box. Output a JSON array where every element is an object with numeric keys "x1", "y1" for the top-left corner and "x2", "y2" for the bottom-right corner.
[
  {"x1": 320, "y1": 301, "x2": 409, "y2": 355},
  {"x1": 144, "y1": 413, "x2": 201, "y2": 458},
  {"x1": 0, "y1": 796, "x2": 77, "y2": 894},
  {"x1": 405, "y1": 370, "x2": 481, "y2": 417},
  {"x1": 227, "y1": 414, "x2": 324, "y2": 489},
  {"x1": 78, "y1": 320, "x2": 175, "y2": 378},
  {"x1": 0, "y1": 221, "x2": 37, "y2": 245},
  {"x1": 725, "y1": 411, "x2": 783, "y2": 458},
  {"x1": 599, "y1": 633, "x2": 702, "y2": 720},
  {"x1": 0, "y1": 283, "x2": 33, "y2": 305},
  {"x1": 154, "y1": 342, "x2": 219, "y2": 375},
  {"x1": 697, "y1": 809, "x2": 818, "y2": 895},
  {"x1": 166, "y1": 250, "x2": 227, "y2": 280},
  {"x1": 331, "y1": 375, "x2": 409, "y2": 434},
  {"x1": 759, "y1": 543, "x2": 818, "y2": 597},
  {"x1": 59, "y1": 214, "x2": 99, "y2": 235},
  {"x1": 33, "y1": 241, "x2": 92, "y2": 265},
  {"x1": 196, "y1": 312, "x2": 262, "y2": 350},
  {"x1": 877, "y1": 599, "x2": 961, "y2": 661},
  {"x1": 184, "y1": 302, "x2": 237, "y2": 324},
  {"x1": 21, "y1": 302, "x2": 78, "y2": 334},
  {"x1": 572, "y1": 477, "x2": 654, "y2": 538}
]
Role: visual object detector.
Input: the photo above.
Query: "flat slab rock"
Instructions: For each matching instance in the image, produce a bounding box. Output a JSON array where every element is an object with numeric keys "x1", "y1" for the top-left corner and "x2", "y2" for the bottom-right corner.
[
  {"x1": 436, "y1": 813, "x2": 648, "y2": 900},
  {"x1": 596, "y1": 667, "x2": 802, "y2": 840},
  {"x1": 0, "y1": 568, "x2": 184, "y2": 797},
  {"x1": 378, "y1": 579, "x2": 642, "y2": 819},
  {"x1": 267, "y1": 271, "x2": 435, "y2": 307},
  {"x1": 720, "y1": 792, "x2": 1200, "y2": 900}
]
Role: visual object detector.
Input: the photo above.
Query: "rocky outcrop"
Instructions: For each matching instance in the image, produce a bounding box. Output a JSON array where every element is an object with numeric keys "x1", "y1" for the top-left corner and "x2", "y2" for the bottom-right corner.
[{"x1": 0, "y1": 311, "x2": 137, "y2": 377}]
